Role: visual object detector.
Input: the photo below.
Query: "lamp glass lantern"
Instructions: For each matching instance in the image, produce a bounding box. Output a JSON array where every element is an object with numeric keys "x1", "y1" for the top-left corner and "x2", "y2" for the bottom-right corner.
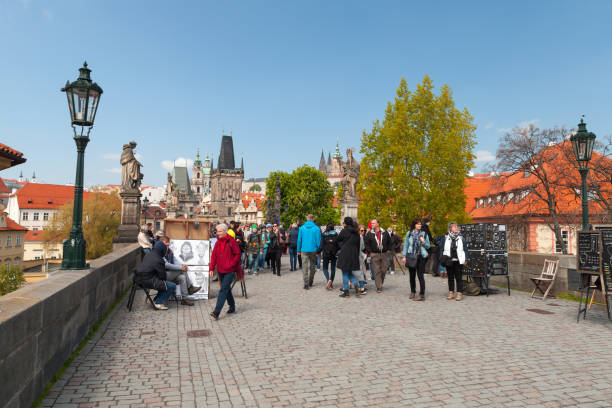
[
  {"x1": 62, "y1": 61, "x2": 103, "y2": 127},
  {"x1": 570, "y1": 119, "x2": 596, "y2": 171}
]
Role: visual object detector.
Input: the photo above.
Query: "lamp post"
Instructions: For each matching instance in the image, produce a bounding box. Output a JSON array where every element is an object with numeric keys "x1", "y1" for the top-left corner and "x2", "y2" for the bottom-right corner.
[
  {"x1": 570, "y1": 118, "x2": 596, "y2": 230},
  {"x1": 142, "y1": 196, "x2": 149, "y2": 225},
  {"x1": 61, "y1": 62, "x2": 103, "y2": 269}
]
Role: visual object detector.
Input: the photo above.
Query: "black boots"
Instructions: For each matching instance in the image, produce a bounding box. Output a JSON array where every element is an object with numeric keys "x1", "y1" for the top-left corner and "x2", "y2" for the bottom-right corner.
[{"x1": 339, "y1": 290, "x2": 350, "y2": 298}]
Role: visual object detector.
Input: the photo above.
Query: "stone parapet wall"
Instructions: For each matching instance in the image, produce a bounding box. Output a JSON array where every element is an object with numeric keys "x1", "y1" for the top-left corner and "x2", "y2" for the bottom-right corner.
[
  {"x1": 0, "y1": 244, "x2": 141, "y2": 408},
  {"x1": 489, "y1": 252, "x2": 578, "y2": 295}
]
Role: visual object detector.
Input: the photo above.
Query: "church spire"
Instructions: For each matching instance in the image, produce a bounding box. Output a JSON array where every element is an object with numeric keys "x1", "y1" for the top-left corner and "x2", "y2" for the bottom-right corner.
[
  {"x1": 240, "y1": 154, "x2": 244, "y2": 171},
  {"x1": 334, "y1": 138, "x2": 341, "y2": 158},
  {"x1": 194, "y1": 148, "x2": 202, "y2": 166},
  {"x1": 318, "y1": 150, "x2": 327, "y2": 172}
]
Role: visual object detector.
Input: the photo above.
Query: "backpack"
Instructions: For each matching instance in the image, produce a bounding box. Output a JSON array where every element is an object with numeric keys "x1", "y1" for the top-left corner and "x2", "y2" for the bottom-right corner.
[{"x1": 463, "y1": 279, "x2": 481, "y2": 296}]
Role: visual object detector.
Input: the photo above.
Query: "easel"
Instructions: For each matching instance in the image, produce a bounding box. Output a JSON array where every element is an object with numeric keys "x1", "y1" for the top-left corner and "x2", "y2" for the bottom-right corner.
[{"x1": 576, "y1": 230, "x2": 611, "y2": 321}]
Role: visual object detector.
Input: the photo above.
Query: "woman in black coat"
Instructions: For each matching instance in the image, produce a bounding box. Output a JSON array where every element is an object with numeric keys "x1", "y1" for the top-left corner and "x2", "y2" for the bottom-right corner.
[{"x1": 336, "y1": 217, "x2": 361, "y2": 298}]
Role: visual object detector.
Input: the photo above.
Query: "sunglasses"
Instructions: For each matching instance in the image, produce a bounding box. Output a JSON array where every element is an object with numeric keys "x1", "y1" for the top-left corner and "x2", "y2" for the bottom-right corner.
[{"x1": 359, "y1": 229, "x2": 365, "y2": 232}]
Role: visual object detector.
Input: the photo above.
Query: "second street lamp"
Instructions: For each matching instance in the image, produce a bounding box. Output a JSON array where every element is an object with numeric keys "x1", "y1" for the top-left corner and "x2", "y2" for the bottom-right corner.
[
  {"x1": 61, "y1": 62, "x2": 103, "y2": 270},
  {"x1": 570, "y1": 118, "x2": 596, "y2": 230},
  {"x1": 142, "y1": 196, "x2": 149, "y2": 225}
]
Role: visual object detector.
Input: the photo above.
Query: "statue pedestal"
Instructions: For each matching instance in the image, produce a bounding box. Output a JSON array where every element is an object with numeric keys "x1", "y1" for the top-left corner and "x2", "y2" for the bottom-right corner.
[
  {"x1": 113, "y1": 190, "x2": 141, "y2": 243},
  {"x1": 341, "y1": 200, "x2": 359, "y2": 225}
]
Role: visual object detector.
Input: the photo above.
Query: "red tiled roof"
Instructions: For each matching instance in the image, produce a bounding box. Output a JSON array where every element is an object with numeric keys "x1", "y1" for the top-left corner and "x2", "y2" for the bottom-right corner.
[
  {"x1": 0, "y1": 178, "x2": 10, "y2": 194},
  {"x1": 0, "y1": 215, "x2": 27, "y2": 231},
  {"x1": 25, "y1": 230, "x2": 43, "y2": 241},
  {"x1": 0, "y1": 143, "x2": 26, "y2": 167},
  {"x1": 16, "y1": 182, "x2": 92, "y2": 210},
  {"x1": 465, "y1": 142, "x2": 611, "y2": 219},
  {"x1": 241, "y1": 192, "x2": 265, "y2": 211}
]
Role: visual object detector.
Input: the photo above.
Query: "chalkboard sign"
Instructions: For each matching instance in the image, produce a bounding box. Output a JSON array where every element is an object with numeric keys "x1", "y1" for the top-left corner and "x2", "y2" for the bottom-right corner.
[
  {"x1": 595, "y1": 226, "x2": 612, "y2": 293},
  {"x1": 577, "y1": 231, "x2": 602, "y2": 272}
]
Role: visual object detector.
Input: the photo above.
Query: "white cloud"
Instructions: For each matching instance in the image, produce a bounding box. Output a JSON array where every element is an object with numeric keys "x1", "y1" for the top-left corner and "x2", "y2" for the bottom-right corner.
[
  {"x1": 475, "y1": 150, "x2": 496, "y2": 162},
  {"x1": 519, "y1": 118, "x2": 540, "y2": 128},
  {"x1": 484, "y1": 122, "x2": 495, "y2": 130},
  {"x1": 104, "y1": 168, "x2": 121, "y2": 174},
  {"x1": 102, "y1": 153, "x2": 120, "y2": 160},
  {"x1": 42, "y1": 8, "x2": 54, "y2": 21},
  {"x1": 162, "y1": 157, "x2": 193, "y2": 170}
]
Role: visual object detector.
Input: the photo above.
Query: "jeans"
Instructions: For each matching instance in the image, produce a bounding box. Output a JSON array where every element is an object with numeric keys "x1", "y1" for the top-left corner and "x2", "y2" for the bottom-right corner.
[
  {"x1": 214, "y1": 272, "x2": 236, "y2": 314},
  {"x1": 316, "y1": 256, "x2": 321, "y2": 269},
  {"x1": 447, "y1": 262, "x2": 463, "y2": 292},
  {"x1": 270, "y1": 249, "x2": 281, "y2": 274},
  {"x1": 369, "y1": 259, "x2": 375, "y2": 280},
  {"x1": 153, "y1": 281, "x2": 177, "y2": 305},
  {"x1": 258, "y1": 249, "x2": 266, "y2": 269},
  {"x1": 248, "y1": 253, "x2": 259, "y2": 271},
  {"x1": 166, "y1": 270, "x2": 192, "y2": 298},
  {"x1": 302, "y1": 252, "x2": 317, "y2": 286},
  {"x1": 342, "y1": 269, "x2": 357, "y2": 291},
  {"x1": 408, "y1": 256, "x2": 426, "y2": 295},
  {"x1": 322, "y1": 255, "x2": 337, "y2": 282},
  {"x1": 298, "y1": 253, "x2": 303, "y2": 269},
  {"x1": 352, "y1": 269, "x2": 365, "y2": 288},
  {"x1": 263, "y1": 247, "x2": 269, "y2": 267},
  {"x1": 387, "y1": 251, "x2": 396, "y2": 271},
  {"x1": 289, "y1": 246, "x2": 298, "y2": 270}
]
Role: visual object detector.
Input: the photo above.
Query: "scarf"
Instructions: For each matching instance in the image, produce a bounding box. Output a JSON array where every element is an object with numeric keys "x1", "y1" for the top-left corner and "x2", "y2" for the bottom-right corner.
[{"x1": 411, "y1": 230, "x2": 421, "y2": 254}]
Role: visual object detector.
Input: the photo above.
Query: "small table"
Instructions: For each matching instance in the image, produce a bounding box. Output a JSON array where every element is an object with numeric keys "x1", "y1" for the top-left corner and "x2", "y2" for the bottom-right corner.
[{"x1": 577, "y1": 270, "x2": 611, "y2": 322}]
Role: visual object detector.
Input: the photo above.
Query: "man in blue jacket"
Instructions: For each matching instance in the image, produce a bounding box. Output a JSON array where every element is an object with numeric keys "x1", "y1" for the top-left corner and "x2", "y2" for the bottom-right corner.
[{"x1": 297, "y1": 214, "x2": 322, "y2": 290}]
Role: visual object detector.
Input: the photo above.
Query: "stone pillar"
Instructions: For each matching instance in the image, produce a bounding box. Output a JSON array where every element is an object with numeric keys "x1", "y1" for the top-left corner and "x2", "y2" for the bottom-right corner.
[
  {"x1": 114, "y1": 190, "x2": 141, "y2": 243},
  {"x1": 341, "y1": 200, "x2": 359, "y2": 225}
]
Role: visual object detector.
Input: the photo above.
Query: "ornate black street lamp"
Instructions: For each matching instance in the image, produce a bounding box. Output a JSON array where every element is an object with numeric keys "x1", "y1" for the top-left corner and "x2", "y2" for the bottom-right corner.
[
  {"x1": 570, "y1": 118, "x2": 596, "y2": 230},
  {"x1": 61, "y1": 62, "x2": 103, "y2": 269},
  {"x1": 142, "y1": 196, "x2": 149, "y2": 225}
]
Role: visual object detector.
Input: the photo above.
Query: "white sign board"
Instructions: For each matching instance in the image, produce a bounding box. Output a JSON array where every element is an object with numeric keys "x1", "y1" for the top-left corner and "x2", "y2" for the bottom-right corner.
[
  {"x1": 169, "y1": 240, "x2": 209, "y2": 266},
  {"x1": 187, "y1": 266, "x2": 209, "y2": 300}
]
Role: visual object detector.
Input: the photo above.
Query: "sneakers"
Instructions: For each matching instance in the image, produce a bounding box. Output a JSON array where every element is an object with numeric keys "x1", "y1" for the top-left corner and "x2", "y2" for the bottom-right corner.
[
  {"x1": 303, "y1": 285, "x2": 310, "y2": 290},
  {"x1": 210, "y1": 311, "x2": 219, "y2": 320},
  {"x1": 181, "y1": 299, "x2": 195, "y2": 306},
  {"x1": 339, "y1": 290, "x2": 350, "y2": 298},
  {"x1": 360, "y1": 288, "x2": 367, "y2": 295},
  {"x1": 188, "y1": 286, "x2": 202, "y2": 295},
  {"x1": 155, "y1": 304, "x2": 168, "y2": 310},
  {"x1": 227, "y1": 307, "x2": 236, "y2": 314}
]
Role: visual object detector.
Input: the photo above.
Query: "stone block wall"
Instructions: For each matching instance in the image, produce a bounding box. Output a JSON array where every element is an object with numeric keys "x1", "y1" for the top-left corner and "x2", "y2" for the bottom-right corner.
[
  {"x1": 0, "y1": 244, "x2": 140, "y2": 408},
  {"x1": 489, "y1": 252, "x2": 578, "y2": 295}
]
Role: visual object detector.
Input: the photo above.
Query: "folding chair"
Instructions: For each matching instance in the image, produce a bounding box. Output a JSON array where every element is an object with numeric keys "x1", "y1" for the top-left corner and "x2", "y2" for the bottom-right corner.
[
  {"x1": 127, "y1": 281, "x2": 157, "y2": 311},
  {"x1": 127, "y1": 269, "x2": 158, "y2": 311},
  {"x1": 530, "y1": 259, "x2": 559, "y2": 300}
]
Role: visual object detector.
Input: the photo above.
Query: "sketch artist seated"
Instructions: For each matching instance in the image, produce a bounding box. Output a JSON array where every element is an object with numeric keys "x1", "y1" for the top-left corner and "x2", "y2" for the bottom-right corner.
[
  {"x1": 160, "y1": 236, "x2": 201, "y2": 306},
  {"x1": 134, "y1": 240, "x2": 177, "y2": 310}
]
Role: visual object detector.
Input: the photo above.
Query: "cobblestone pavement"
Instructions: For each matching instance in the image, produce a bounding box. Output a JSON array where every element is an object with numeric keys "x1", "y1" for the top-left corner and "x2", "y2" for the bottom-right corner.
[{"x1": 43, "y1": 255, "x2": 612, "y2": 407}]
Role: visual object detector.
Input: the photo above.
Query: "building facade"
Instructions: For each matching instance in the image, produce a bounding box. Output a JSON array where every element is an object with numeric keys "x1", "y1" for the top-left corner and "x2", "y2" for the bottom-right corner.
[
  {"x1": 0, "y1": 209, "x2": 26, "y2": 268},
  {"x1": 209, "y1": 135, "x2": 244, "y2": 219},
  {"x1": 234, "y1": 193, "x2": 265, "y2": 225},
  {"x1": 191, "y1": 150, "x2": 212, "y2": 203},
  {"x1": 318, "y1": 141, "x2": 345, "y2": 188},
  {"x1": 23, "y1": 230, "x2": 62, "y2": 261}
]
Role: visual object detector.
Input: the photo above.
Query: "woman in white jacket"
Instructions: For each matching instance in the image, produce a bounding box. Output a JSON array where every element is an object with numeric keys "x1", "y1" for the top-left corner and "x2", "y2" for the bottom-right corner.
[{"x1": 442, "y1": 223, "x2": 467, "y2": 301}]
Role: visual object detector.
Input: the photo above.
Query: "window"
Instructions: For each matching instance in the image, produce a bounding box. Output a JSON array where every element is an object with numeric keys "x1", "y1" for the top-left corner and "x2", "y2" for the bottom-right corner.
[
  {"x1": 22, "y1": 212, "x2": 28, "y2": 221},
  {"x1": 43, "y1": 213, "x2": 49, "y2": 221},
  {"x1": 508, "y1": 192, "x2": 515, "y2": 203},
  {"x1": 197, "y1": 187, "x2": 201, "y2": 193},
  {"x1": 6, "y1": 235, "x2": 11, "y2": 247},
  {"x1": 15, "y1": 235, "x2": 21, "y2": 247},
  {"x1": 228, "y1": 207, "x2": 232, "y2": 216},
  {"x1": 556, "y1": 230, "x2": 569, "y2": 253},
  {"x1": 13, "y1": 257, "x2": 20, "y2": 266},
  {"x1": 197, "y1": 172, "x2": 200, "y2": 179},
  {"x1": 33, "y1": 212, "x2": 39, "y2": 221}
]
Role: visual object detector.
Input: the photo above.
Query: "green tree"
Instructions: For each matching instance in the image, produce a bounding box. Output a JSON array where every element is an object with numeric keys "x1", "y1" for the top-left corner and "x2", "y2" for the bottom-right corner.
[
  {"x1": 248, "y1": 184, "x2": 262, "y2": 192},
  {"x1": 0, "y1": 265, "x2": 25, "y2": 296},
  {"x1": 358, "y1": 75, "x2": 476, "y2": 237},
  {"x1": 44, "y1": 192, "x2": 121, "y2": 259},
  {"x1": 265, "y1": 166, "x2": 339, "y2": 226}
]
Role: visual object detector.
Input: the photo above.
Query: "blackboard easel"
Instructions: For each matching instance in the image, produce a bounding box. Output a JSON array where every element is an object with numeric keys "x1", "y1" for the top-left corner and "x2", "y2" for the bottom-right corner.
[{"x1": 576, "y1": 230, "x2": 611, "y2": 321}]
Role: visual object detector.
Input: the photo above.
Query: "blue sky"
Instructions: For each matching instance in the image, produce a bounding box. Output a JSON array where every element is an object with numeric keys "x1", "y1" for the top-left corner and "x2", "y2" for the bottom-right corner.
[{"x1": 1, "y1": 0, "x2": 611, "y2": 187}]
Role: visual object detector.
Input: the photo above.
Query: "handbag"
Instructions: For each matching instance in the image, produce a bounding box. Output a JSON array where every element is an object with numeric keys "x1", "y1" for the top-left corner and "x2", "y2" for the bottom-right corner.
[
  {"x1": 440, "y1": 255, "x2": 452, "y2": 268},
  {"x1": 405, "y1": 253, "x2": 418, "y2": 268}
]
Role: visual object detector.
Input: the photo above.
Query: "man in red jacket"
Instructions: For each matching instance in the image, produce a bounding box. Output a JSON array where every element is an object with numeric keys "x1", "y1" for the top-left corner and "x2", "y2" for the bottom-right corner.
[{"x1": 209, "y1": 223, "x2": 241, "y2": 320}]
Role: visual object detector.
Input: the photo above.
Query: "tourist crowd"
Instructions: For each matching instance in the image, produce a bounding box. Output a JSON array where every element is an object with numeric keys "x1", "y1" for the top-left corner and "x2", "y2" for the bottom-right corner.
[{"x1": 135, "y1": 215, "x2": 470, "y2": 316}]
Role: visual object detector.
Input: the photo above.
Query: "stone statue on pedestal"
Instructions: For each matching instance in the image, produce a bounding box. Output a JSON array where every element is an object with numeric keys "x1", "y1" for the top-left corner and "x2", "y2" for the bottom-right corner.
[
  {"x1": 341, "y1": 148, "x2": 360, "y2": 223},
  {"x1": 114, "y1": 141, "x2": 143, "y2": 244},
  {"x1": 120, "y1": 141, "x2": 143, "y2": 192},
  {"x1": 266, "y1": 176, "x2": 281, "y2": 225}
]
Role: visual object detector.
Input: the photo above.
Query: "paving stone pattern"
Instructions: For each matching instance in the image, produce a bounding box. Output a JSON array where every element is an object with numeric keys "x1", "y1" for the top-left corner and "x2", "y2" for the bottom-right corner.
[{"x1": 42, "y1": 255, "x2": 612, "y2": 407}]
